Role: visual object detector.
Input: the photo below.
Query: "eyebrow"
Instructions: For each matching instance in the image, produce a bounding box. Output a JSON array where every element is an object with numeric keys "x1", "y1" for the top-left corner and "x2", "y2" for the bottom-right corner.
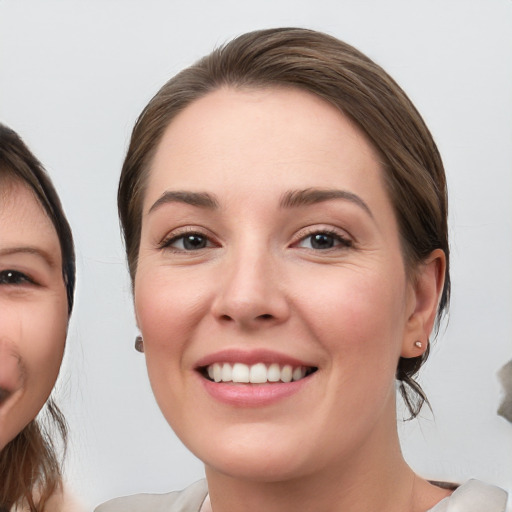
[
  {"x1": 148, "y1": 191, "x2": 219, "y2": 214},
  {"x1": 0, "y1": 246, "x2": 57, "y2": 268},
  {"x1": 280, "y1": 188, "x2": 373, "y2": 218}
]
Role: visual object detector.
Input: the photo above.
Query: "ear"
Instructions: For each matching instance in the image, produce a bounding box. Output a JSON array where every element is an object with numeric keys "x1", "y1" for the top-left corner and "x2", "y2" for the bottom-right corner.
[{"x1": 401, "y1": 249, "x2": 446, "y2": 358}]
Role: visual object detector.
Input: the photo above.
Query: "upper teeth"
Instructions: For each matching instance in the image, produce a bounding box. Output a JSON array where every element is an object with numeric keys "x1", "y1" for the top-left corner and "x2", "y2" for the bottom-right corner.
[{"x1": 206, "y1": 362, "x2": 308, "y2": 384}]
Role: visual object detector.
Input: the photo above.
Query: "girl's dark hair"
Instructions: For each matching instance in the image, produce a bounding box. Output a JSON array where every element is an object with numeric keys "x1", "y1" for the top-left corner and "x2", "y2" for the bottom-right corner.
[
  {"x1": 0, "y1": 123, "x2": 76, "y2": 511},
  {"x1": 118, "y1": 28, "x2": 450, "y2": 418}
]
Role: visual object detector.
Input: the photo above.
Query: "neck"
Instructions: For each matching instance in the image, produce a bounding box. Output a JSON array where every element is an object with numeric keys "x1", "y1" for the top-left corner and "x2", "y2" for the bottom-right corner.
[
  {"x1": 205, "y1": 412, "x2": 420, "y2": 512},
  {"x1": 206, "y1": 462, "x2": 418, "y2": 512},
  {"x1": 203, "y1": 393, "x2": 453, "y2": 512}
]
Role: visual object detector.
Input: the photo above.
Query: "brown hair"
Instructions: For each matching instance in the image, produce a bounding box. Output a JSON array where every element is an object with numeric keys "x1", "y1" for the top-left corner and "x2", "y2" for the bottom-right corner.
[
  {"x1": 118, "y1": 27, "x2": 450, "y2": 418},
  {"x1": 0, "y1": 123, "x2": 75, "y2": 511}
]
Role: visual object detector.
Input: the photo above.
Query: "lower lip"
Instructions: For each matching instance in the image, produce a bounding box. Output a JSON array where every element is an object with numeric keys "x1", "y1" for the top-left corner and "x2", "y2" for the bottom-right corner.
[{"x1": 199, "y1": 375, "x2": 311, "y2": 407}]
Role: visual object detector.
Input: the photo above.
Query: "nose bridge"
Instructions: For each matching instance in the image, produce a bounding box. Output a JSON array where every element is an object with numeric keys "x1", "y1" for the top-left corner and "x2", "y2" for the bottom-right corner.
[
  {"x1": 213, "y1": 233, "x2": 288, "y2": 326},
  {"x1": 228, "y1": 242, "x2": 271, "y2": 298}
]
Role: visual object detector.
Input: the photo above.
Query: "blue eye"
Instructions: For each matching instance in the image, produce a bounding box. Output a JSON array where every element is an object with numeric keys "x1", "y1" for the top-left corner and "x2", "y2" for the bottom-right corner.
[
  {"x1": 0, "y1": 270, "x2": 33, "y2": 285},
  {"x1": 297, "y1": 232, "x2": 351, "y2": 250}
]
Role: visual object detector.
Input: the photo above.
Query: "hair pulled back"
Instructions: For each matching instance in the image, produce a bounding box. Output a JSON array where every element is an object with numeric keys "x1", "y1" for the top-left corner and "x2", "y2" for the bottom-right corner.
[{"x1": 118, "y1": 28, "x2": 450, "y2": 418}]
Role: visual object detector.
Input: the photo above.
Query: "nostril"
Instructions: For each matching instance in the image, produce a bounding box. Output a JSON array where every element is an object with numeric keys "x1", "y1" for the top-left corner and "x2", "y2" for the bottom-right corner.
[{"x1": 258, "y1": 314, "x2": 274, "y2": 320}]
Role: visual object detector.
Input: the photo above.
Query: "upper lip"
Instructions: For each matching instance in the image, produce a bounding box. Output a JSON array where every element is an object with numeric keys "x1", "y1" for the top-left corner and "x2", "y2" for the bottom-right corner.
[{"x1": 195, "y1": 349, "x2": 317, "y2": 369}]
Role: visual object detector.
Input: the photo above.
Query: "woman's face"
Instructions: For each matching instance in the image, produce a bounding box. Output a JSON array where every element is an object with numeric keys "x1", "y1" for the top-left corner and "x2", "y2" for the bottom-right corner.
[
  {"x1": 0, "y1": 181, "x2": 68, "y2": 450},
  {"x1": 135, "y1": 87, "x2": 439, "y2": 481}
]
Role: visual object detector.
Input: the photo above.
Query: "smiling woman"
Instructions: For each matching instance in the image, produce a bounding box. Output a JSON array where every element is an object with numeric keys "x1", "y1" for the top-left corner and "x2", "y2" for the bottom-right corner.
[
  {"x1": 97, "y1": 28, "x2": 508, "y2": 512},
  {"x1": 0, "y1": 124, "x2": 77, "y2": 512}
]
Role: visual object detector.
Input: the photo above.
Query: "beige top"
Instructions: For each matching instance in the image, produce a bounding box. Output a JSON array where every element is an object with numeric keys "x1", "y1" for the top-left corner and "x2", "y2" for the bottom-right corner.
[{"x1": 95, "y1": 479, "x2": 508, "y2": 512}]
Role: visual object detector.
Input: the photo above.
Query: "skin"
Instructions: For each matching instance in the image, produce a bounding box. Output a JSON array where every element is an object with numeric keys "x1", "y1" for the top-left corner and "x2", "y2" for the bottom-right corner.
[
  {"x1": 0, "y1": 181, "x2": 68, "y2": 450},
  {"x1": 135, "y1": 87, "x2": 447, "y2": 512}
]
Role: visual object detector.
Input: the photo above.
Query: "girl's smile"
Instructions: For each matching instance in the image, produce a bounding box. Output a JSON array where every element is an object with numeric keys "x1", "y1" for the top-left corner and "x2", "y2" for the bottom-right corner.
[{"x1": 194, "y1": 348, "x2": 317, "y2": 407}]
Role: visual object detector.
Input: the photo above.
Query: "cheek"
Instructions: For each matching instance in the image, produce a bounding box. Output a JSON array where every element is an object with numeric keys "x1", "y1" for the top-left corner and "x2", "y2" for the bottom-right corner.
[
  {"x1": 136, "y1": 271, "x2": 205, "y2": 338},
  {"x1": 295, "y1": 266, "x2": 407, "y2": 360},
  {"x1": 0, "y1": 299, "x2": 67, "y2": 448},
  {"x1": 21, "y1": 301, "x2": 67, "y2": 393},
  {"x1": 134, "y1": 268, "x2": 212, "y2": 373},
  {"x1": 134, "y1": 269, "x2": 209, "y2": 420}
]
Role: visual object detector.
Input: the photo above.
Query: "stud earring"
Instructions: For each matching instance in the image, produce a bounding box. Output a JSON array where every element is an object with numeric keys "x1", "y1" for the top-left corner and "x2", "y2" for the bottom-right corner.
[
  {"x1": 135, "y1": 335, "x2": 144, "y2": 353},
  {"x1": 414, "y1": 341, "x2": 423, "y2": 349}
]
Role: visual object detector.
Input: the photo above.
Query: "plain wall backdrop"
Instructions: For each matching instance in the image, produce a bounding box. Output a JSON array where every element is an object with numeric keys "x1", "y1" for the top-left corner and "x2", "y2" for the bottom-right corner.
[{"x1": 1, "y1": 0, "x2": 511, "y2": 508}]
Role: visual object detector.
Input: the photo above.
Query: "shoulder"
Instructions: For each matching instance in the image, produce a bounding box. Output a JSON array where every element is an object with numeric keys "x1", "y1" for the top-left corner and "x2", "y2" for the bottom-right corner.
[
  {"x1": 45, "y1": 486, "x2": 85, "y2": 512},
  {"x1": 9, "y1": 484, "x2": 85, "y2": 512},
  {"x1": 428, "y1": 480, "x2": 509, "y2": 512},
  {"x1": 94, "y1": 480, "x2": 208, "y2": 512}
]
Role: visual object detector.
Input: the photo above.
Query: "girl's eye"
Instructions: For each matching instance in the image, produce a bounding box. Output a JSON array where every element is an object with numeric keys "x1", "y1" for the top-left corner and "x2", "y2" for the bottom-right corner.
[
  {"x1": 161, "y1": 233, "x2": 212, "y2": 251},
  {"x1": 296, "y1": 231, "x2": 352, "y2": 250},
  {"x1": 0, "y1": 270, "x2": 34, "y2": 286}
]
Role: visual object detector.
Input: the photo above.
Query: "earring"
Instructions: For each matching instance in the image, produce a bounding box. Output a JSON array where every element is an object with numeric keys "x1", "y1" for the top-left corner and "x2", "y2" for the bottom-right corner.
[
  {"x1": 414, "y1": 341, "x2": 423, "y2": 349},
  {"x1": 135, "y1": 335, "x2": 144, "y2": 353}
]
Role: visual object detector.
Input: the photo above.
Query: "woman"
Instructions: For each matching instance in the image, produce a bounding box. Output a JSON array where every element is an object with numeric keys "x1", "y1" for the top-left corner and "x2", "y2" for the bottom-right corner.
[
  {"x1": 0, "y1": 124, "x2": 77, "y2": 511},
  {"x1": 98, "y1": 28, "x2": 508, "y2": 511}
]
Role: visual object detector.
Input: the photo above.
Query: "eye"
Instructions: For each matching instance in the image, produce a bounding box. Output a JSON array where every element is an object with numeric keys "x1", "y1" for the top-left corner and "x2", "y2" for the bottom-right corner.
[
  {"x1": 160, "y1": 232, "x2": 214, "y2": 251},
  {"x1": 0, "y1": 269, "x2": 34, "y2": 286},
  {"x1": 296, "y1": 231, "x2": 352, "y2": 250}
]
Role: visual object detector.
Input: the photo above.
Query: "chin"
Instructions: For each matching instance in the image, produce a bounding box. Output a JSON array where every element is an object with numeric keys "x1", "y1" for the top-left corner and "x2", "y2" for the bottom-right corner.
[{"x1": 188, "y1": 430, "x2": 316, "y2": 483}]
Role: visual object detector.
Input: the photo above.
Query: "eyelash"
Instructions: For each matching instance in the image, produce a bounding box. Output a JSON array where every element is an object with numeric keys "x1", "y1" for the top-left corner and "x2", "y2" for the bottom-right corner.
[
  {"x1": 293, "y1": 228, "x2": 353, "y2": 251},
  {"x1": 0, "y1": 269, "x2": 36, "y2": 286},
  {"x1": 158, "y1": 228, "x2": 216, "y2": 252},
  {"x1": 158, "y1": 227, "x2": 352, "y2": 252}
]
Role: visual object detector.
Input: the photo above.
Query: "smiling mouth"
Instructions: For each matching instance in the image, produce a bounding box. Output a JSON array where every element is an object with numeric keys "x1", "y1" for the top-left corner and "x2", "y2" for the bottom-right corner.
[{"x1": 200, "y1": 362, "x2": 317, "y2": 384}]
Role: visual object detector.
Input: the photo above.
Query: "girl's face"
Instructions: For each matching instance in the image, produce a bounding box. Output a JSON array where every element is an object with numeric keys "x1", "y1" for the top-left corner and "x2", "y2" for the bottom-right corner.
[
  {"x1": 0, "y1": 181, "x2": 68, "y2": 450},
  {"x1": 135, "y1": 87, "x2": 442, "y2": 481}
]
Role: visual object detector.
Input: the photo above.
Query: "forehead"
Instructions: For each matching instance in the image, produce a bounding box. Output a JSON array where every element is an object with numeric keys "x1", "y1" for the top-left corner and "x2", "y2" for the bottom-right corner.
[
  {"x1": 0, "y1": 180, "x2": 61, "y2": 253},
  {"x1": 146, "y1": 87, "x2": 386, "y2": 205}
]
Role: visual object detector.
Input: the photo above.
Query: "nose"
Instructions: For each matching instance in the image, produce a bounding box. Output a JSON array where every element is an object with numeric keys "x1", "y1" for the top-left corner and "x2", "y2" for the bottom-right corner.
[{"x1": 211, "y1": 247, "x2": 290, "y2": 330}]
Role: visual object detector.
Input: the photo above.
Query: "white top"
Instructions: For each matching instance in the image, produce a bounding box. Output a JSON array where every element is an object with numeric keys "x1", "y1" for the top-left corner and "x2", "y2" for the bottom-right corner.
[
  {"x1": 427, "y1": 480, "x2": 508, "y2": 511},
  {"x1": 95, "y1": 478, "x2": 509, "y2": 512}
]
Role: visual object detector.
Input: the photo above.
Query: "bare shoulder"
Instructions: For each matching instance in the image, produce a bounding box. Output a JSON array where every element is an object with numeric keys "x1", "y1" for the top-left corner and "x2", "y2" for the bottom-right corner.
[{"x1": 35, "y1": 486, "x2": 85, "y2": 512}]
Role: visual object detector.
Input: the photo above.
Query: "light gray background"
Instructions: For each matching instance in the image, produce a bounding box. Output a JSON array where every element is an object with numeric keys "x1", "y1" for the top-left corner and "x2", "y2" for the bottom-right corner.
[{"x1": 1, "y1": 0, "x2": 511, "y2": 509}]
